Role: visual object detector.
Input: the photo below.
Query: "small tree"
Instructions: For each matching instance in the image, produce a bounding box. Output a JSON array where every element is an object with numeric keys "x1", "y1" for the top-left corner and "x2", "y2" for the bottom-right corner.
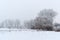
[
  {"x1": 24, "y1": 20, "x2": 35, "y2": 29},
  {"x1": 14, "y1": 19, "x2": 21, "y2": 29}
]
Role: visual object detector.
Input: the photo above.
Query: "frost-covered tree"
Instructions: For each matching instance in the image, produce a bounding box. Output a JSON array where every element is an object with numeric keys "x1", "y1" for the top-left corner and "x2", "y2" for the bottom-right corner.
[
  {"x1": 38, "y1": 9, "x2": 56, "y2": 17},
  {"x1": 14, "y1": 19, "x2": 21, "y2": 29},
  {"x1": 33, "y1": 9, "x2": 57, "y2": 30},
  {"x1": 24, "y1": 9, "x2": 57, "y2": 31},
  {"x1": 0, "y1": 20, "x2": 13, "y2": 28},
  {"x1": 24, "y1": 20, "x2": 35, "y2": 29},
  {"x1": 0, "y1": 19, "x2": 21, "y2": 29}
]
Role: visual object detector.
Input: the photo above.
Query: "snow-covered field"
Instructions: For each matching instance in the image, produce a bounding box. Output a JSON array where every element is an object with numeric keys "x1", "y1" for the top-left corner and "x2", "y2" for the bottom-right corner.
[{"x1": 0, "y1": 29, "x2": 60, "y2": 40}]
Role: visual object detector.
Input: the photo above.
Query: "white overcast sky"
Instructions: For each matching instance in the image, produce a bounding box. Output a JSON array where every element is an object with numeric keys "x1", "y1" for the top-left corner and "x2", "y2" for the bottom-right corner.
[{"x1": 0, "y1": 0, "x2": 60, "y2": 23}]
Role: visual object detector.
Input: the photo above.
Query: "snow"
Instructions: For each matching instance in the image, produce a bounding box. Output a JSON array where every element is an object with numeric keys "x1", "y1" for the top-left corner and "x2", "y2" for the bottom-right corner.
[{"x1": 0, "y1": 29, "x2": 60, "y2": 40}]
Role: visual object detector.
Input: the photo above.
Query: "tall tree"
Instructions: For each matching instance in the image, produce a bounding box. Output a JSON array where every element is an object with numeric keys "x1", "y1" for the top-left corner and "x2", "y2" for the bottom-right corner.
[{"x1": 24, "y1": 9, "x2": 57, "y2": 31}]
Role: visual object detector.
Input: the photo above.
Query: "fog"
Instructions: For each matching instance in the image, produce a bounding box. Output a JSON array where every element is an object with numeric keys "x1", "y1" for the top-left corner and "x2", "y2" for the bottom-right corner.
[{"x1": 0, "y1": 0, "x2": 60, "y2": 24}]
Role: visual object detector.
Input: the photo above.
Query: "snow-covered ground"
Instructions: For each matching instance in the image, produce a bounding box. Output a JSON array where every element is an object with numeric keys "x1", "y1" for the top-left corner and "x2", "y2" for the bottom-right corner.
[{"x1": 0, "y1": 29, "x2": 60, "y2": 40}]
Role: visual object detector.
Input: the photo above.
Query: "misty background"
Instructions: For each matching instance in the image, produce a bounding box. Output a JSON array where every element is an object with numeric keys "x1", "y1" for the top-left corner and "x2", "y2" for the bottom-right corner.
[{"x1": 0, "y1": 0, "x2": 60, "y2": 24}]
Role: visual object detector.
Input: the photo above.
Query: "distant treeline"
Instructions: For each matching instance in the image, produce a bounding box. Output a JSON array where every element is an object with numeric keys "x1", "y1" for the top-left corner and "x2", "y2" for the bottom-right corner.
[{"x1": 0, "y1": 9, "x2": 60, "y2": 31}]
